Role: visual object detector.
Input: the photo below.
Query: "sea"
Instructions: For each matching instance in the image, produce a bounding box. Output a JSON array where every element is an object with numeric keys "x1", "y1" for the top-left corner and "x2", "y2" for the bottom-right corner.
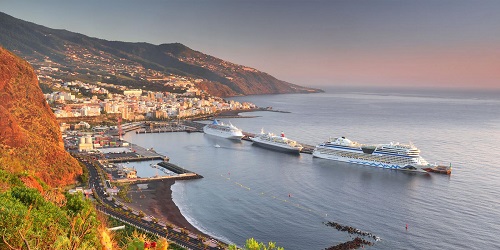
[{"x1": 123, "y1": 87, "x2": 500, "y2": 250}]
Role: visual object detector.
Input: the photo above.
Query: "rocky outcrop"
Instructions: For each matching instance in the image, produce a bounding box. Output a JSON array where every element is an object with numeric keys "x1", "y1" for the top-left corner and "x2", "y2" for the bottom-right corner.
[{"x1": 0, "y1": 47, "x2": 81, "y2": 187}]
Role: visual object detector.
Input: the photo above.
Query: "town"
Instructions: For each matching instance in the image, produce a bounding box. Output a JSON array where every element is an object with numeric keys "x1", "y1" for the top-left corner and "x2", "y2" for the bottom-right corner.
[{"x1": 25, "y1": 43, "x2": 256, "y2": 126}]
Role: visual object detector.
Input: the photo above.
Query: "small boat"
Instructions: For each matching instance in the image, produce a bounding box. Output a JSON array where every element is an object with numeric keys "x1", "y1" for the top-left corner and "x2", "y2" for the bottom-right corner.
[
  {"x1": 214, "y1": 144, "x2": 221, "y2": 148},
  {"x1": 423, "y1": 164, "x2": 452, "y2": 175}
]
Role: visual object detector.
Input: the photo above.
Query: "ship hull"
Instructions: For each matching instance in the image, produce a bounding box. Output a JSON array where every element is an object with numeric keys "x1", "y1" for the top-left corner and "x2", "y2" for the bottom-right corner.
[
  {"x1": 312, "y1": 150, "x2": 427, "y2": 172},
  {"x1": 203, "y1": 126, "x2": 243, "y2": 140},
  {"x1": 252, "y1": 139, "x2": 302, "y2": 154}
]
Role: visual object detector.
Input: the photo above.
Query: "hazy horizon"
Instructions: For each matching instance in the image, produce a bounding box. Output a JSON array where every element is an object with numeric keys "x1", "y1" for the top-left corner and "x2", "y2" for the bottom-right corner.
[{"x1": 2, "y1": 0, "x2": 499, "y2": 90}]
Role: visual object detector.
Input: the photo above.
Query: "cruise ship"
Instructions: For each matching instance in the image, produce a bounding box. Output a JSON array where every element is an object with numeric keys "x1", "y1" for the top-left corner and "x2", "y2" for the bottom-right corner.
[
  {"x1": 203, "y1": 120, "x2": 244, "y2": 140},
  {"x1": 312, "y1": 136, "x2": 431, "y2": 172},
  {"x1": 251, "y1": 129, "x2": 303, "y2": 154}
]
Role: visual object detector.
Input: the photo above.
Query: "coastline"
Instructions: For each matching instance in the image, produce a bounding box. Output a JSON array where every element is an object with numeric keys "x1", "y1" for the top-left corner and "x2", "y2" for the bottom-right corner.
[
  {"x1": 206, "y1": 107, "x2": 289, "y2": 119},
  {"x1": 121, "y1": 179, "x2": 206, "y2": 237}
]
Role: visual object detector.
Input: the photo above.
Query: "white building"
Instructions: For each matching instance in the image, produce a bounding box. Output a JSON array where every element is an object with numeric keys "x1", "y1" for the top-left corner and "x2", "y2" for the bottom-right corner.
[{"x1": 123, "y1": 89, "x2": 142, "y2": 97}]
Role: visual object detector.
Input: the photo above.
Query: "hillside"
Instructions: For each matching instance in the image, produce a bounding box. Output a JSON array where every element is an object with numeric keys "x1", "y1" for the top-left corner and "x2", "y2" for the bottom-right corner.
[
  {"x1": 0, "y1": 47, "x2": 81, "y2": 187},
  {"x1": 0, "y1": 11, "x2": 322, "y2": 97}
]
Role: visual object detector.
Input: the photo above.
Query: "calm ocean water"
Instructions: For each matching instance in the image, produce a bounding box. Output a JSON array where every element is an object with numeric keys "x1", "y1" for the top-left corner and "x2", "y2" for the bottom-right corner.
[{"x1": 123, "y1": 87, "x2": 500, "y2": 249}]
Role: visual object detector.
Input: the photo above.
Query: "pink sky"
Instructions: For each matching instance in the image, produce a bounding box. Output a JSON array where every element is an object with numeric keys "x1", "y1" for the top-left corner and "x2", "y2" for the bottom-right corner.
[
  {"x1": 270, "y1": 44, "x2": 500, "y2": 90},
  {"x1": 3, "y1": 1, "x2": 500, "y2": 90}
]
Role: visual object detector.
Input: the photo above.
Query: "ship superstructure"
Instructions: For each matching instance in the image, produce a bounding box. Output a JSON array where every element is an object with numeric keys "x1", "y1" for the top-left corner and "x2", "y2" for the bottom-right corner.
[
  {"x1": 203, "y1": 120, "x2": 244, "y2": 140},
  {"x1": 312, "y1": 136, "x2": 430, "y2": 171},
  {"x1": 251, "y1": 129, "x2": 303, "y2": 154}
]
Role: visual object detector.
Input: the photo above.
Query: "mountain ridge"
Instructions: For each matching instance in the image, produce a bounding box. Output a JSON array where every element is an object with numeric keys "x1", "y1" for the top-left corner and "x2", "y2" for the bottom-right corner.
[{"x1": 0, "y1": 11, "x2": 322, "y2": 97}]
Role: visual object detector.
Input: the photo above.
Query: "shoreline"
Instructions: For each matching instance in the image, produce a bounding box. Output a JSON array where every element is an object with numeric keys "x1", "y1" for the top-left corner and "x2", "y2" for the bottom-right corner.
[
  {"x1": 120, "y1": 179, "x2": 208, "y2": 237},
  {"x1": 203, "y1": 107, "x2": 289, "y2": 119},
  {"x1": 120, "y1": 108, "x2": 270, "y2": 239}
]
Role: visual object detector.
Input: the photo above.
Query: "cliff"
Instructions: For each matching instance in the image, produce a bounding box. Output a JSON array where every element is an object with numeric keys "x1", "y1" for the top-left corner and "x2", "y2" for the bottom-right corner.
[{"x1": 0, "y1": 47, "x2": 81, "y2": 187}]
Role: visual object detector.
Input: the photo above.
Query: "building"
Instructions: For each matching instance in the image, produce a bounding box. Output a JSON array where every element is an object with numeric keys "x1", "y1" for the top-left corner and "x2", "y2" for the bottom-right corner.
[
  {"x1": 123, "y1": 168, "x2": 137, "y2": 179},
  {"x1": 123, "y1": 89, "x2": 142, "y2": 97},
  {"x1": 78, "y1": 136, "x2": 94, "y2": 152}
]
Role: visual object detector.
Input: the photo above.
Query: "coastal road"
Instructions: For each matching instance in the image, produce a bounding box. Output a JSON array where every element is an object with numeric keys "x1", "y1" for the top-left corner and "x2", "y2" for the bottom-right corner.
[{"x1": 78, "y1": 155, "x2": 223, "y2": 250}]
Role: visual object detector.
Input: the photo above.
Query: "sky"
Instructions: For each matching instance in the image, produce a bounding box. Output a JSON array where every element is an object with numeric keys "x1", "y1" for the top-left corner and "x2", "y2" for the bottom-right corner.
[{"x1": 2, "y1": 0, "x2": 500, "y2": 90}]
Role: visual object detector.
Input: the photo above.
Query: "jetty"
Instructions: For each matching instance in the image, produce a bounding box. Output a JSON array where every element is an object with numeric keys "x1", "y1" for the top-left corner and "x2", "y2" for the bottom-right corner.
[
  {"x1": 136, "y1": 122, "x2": 199, "y2": 134},
  {"x1": 157, "y1": 161, "x2": 194, "y2": 174},
  {"x1": 100, "y1": 143, "x2": 169, "y2": 162},
  {"x1": 113, "y1": 172, "x2": 202, "y2": 184},
  {"x1": 113, "y1": 161, "x2": 203, "y2": 184},
  {"x1": 106, "y1": 155, "x2": 165, "y2": 163}
]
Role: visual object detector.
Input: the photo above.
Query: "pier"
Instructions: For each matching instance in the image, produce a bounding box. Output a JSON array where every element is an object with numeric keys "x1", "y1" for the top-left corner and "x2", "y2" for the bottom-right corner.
[
  {"x1": 136, "y1": 121, "x2": 199, "y2": 134},
  {"x1": 113, "y1": 161, "x2": 203, "y2": 184},
  {"x1": 135, "y1": 126, "x2": 198, "y2": 134},
  {"x1": 105, "y1": 155, "x2": 165, "y2": 163},
  {"x1": 157, "y1": 161, "x2": 195, "y2": 174},
  {"x1": 100, "y1": 143, "x2": 169, "y2": 162},
  {"x1": 183, "y1": 120, "x2": 205, "y2": 131},
  {"x1": 113, "y1": 173, "x2": 202, "y2": 184}
]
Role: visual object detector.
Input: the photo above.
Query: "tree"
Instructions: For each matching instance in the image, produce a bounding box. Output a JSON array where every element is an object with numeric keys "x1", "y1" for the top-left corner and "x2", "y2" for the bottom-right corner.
[{"x1": 244, "y1": 238, "x2": 284, "y2": 250}]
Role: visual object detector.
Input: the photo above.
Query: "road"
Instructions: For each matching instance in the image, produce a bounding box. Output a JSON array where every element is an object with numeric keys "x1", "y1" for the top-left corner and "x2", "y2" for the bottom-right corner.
[{"x1": 77, "y1": 155, "x2": 224, "y2": 250}]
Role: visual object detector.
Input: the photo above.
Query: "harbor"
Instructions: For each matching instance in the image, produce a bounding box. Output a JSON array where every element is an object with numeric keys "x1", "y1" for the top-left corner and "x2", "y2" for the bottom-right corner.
[
  {"x1": 88, "y1": 139, "x2": 203, "y2": 184},
  {"x1": 92, "y1": 119, "x2": 449, "y2": 173},
  {"x1": 96, "y1": 143, "x2": 169, "y2": 163}
]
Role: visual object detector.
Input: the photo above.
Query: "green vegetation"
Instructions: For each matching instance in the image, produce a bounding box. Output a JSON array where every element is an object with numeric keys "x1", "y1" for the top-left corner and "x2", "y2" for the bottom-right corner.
[
  {"x1": 228, "y1": 238, "x2": 284, "y2": 250},
  {"x1": 39, "y1": 82, "x2": 53, "y2": 94},
  {"x1": 117, "y1": 183, "x2": 132, "y2": 203},
  {"x1": 77, "y1": 161, "x2": 90, "y2": 185},
  {"x1": 0, "y1": 171, "x2": 101, "y2": 250}
]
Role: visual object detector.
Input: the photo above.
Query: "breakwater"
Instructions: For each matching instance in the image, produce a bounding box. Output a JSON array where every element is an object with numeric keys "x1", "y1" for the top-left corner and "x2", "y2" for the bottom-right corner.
[
  {"x1": 112, "y1": 161, "x2": 203, "y2": 184},
  {"x1": 113, "y1": 173, "x2": 202, "y2": 184},
  {"x1": 101, "y1": 143, "x2": 169, "y2": 163},
  {"x1": 106, "y1": 155, "x2": 166, "y2": 163},
  {"x1": 136, "y1": 127, "x2": 198, "y2": 134},
  {"x1": 157, "y1": 161, "x2": 195, "y2": 175}
]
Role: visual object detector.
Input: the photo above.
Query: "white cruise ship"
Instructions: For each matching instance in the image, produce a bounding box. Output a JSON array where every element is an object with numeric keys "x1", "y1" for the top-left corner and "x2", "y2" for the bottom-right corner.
[
  {"x1": 251, "y1": 129, "x2": 303, "y2": 154},
  {"x1": 312, "y1": 136, "x2": 431, "y2": 172},
  {"x1": 203, "y1": 120, "x2": 244, "y2": 140}
]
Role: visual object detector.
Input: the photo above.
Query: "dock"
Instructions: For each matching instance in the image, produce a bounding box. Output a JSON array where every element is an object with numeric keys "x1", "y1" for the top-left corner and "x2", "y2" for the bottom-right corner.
[
  {"x1": 113, "y1": 161, "x2": 203, "y2": 184},
  {"x1": 136, "y1": 121, "x2": 199, "y2": 134},
  {"x1": 105, "y1": 155, "x2": 166, "y2": 163},
  {"x1": 113, "y1": 173, "x2": 202, "y2": 184},
  {"x1": 101, "y1": 143, "x2": 169, "y2": 162},
  {"x1": 157, "y1": 161, "x2": 194, "y2": 174},
  {"x1": 183, "y1": 121, "x2": 205, "y2": 131},
  {"x1": 135, "y1": 126, "x2": 198, "y2": 134}
]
